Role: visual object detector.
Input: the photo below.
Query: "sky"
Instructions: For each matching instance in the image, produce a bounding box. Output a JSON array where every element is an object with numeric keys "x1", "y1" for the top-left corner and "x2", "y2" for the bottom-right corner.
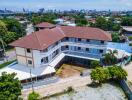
[{"x1": 0, "y1": 0, "x2": 132, "y2": 11}]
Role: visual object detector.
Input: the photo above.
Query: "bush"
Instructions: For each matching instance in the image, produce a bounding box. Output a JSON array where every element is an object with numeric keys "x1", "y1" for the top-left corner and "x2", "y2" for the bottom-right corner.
[
  {"x1": 129, "y1": 43, "x2": 132, "y2": 46},
  {"x1": 90, "y1": 67, "x2": 111, "y2": 84},
  {"x1": 108, "y1": 66, "x2": 127, "y2": 80},
  {"x1": 90, "y1": 61, "x2": 100, "y2": 68},
  {"x1": 28, "y1": 92, "x2": 40, "y2": 100},
  {"x1": 90, "y1": 66, "x2": 128, "y2": 85},
  {"x1": 128, "y1": 36, "x2": 132, "y2": 41},
  {"x1": 67, "y1": 87, "x2": 74, "y2": 93}
]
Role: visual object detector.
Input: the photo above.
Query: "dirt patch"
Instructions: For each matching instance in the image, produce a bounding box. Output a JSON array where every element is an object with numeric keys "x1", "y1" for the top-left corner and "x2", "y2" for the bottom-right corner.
[{"x1": 56, "y1": 64, "x2": 88, "y2": 78}]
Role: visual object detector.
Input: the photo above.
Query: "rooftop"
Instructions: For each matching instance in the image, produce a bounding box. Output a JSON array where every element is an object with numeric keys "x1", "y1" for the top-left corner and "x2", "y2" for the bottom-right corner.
[
  {"x1": 35, "y1": 22, "x2": 55, "y2": 28},
  {"x1": 122, "y1": 26, "x2": 132, "y2": 32},
  {"x1": 10, "y1": 25, "x2": 112, "y2": 50}
]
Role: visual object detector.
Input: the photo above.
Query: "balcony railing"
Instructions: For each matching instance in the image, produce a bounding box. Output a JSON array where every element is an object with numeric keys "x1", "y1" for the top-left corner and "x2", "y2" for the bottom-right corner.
[
  {"x1": 63, "y1": 50, "x2": 102, "y2": 60},
  {"x1": 40, "y1": 41, "x2": 107, "y2": 57}
]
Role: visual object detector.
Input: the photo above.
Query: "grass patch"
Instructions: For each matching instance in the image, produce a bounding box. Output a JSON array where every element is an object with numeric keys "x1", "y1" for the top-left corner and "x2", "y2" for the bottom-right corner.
[{"x1": 0, "y1": 60, "x2": 16, "y2": 69}]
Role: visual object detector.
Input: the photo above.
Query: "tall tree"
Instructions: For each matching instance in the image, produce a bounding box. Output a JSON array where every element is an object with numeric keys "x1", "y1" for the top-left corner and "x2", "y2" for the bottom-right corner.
[
  {"x1": 0, "y1": 72, "x2": 22, "y2": 100},
  {"x1": 103, "y1": 49, "x2": 118, "y2": 65},
  {"x1": 90, "y1": 67, "x2": 110, "y2": 84},
  {"x1": 0, "y1": 20, "x2": 8, "y2": 37}
]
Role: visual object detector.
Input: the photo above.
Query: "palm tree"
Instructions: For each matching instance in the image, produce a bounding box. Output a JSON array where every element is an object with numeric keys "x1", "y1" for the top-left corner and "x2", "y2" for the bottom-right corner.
[{"x1": 103, "y1": 49, "x2": 118, "y2": 65}]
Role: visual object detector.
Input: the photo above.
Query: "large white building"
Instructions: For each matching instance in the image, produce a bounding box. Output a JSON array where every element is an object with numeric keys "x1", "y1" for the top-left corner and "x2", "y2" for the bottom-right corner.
[{"x1": 8, "y1": 23, "x2": 112, "y2": 83}]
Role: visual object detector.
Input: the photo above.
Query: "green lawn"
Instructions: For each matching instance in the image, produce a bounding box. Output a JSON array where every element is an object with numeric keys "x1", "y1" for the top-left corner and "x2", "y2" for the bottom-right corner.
[{"x1": 0, "y1": 60, "x2": 16, "y2": 69}]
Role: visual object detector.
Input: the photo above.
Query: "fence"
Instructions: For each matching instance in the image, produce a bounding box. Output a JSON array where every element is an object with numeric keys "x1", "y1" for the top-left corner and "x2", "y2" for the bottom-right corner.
[
  {"x1": 119, "y1": 80, "x2": 132, "y2": 100},
  {"x1": 22, "y1": 76, "x2": 60, "y2": 89}
]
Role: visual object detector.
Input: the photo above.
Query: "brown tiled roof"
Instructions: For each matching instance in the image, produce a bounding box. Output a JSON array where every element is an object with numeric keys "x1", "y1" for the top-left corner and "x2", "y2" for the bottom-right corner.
[
  {"x1": 10, "y1": 26, "x2": 112, "y2": 50},
  {"x1": 35, "y1": 22, "x2": 55, "y2": 28}
]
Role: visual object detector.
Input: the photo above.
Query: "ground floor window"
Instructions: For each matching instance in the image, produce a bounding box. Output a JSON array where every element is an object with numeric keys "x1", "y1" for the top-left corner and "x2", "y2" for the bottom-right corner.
[{"x1": 28, "y1": 60, "x2": 32, "y2": 65}]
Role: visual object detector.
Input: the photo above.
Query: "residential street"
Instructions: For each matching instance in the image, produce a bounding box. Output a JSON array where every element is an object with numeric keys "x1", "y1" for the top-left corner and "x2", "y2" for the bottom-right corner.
[
  {"x1": 124, "y1": 62, "x2": 132, "y2": 82},
  {"x1": 22, "y1": 75, "x2": 91, "y2": 100}
]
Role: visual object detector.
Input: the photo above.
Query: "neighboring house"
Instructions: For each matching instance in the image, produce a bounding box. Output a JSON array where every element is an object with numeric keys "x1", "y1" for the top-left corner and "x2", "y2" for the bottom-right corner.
[
  {"x1": 122, "y1": 26, "x2": 132, "y2": 37},
  {"x1": 6, "y1": 25, "x2": 111, "y2": 83},
  {"x1": 34, "y1": 22, "x2": 56, "y2": 31}
]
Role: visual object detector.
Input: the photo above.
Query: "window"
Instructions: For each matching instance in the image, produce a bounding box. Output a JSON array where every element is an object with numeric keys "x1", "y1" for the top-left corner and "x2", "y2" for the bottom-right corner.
[
  {"x1": 66, "y1": 37, "x2": 69, "y2": 40},
  {"x1": 27, "y1": 49, "x2": 31, "y2": 53},
  {"x1": 66, "y1": 45, "x2": 69, "y2": 49},
  {"x1": 86, "y1": 48, "x2": 89, "y2": 51},
  {"x1": 100, "y1": 50, "x2": 103, "y2": 53},
  {"x1": 87, "y1": 39, "x2": 90, "y2": 42},
  {"x1": 78, "y1": 38, "x2": 81, "y2": 41},
  {"x1": 101, "y1": 41, "x2": 104, "y2": 44},
  {"x1": 41, "y1": 59, "x2": 44, "y2": 63},
  {"x1": 41, "y1": 57, "x2": 48, "y2": 63},
  {"x1": 78, "y1": 47, "x2": 81, "y2": 50},
  {"x1": 28, "y1": 60, "x2": 32, "y2": 65}
]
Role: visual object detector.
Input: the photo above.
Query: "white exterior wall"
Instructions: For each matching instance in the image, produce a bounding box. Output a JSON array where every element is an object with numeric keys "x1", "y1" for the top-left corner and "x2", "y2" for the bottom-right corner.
[
  {"x1": 15, "y1": 38, "x2": 108, "y2": 68},
  {"x1": 17, "y1": 56, "x2": 27, "y2": 66},
  {"x1": 16, "y1": 47, "x2": 25, "y2": 56},
  {"x1": 32, "y1": 50, "x2": 42, "y2": 67}
]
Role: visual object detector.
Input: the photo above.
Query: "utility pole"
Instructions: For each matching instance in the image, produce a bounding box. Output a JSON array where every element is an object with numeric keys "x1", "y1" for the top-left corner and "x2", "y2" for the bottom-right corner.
[{"x1": 30, "y1": 68, "x2": 34, "y2": 92}]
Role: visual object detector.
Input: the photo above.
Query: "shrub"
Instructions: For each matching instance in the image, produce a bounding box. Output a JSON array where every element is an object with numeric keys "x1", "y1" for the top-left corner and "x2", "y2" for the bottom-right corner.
[
  {"x1": 90, "y1": 67, "x2": 111, "y2": 84},
  {"x1": 28, "y1": 92, "x2": 40, "y2": 100},
  {"x1": 129, "y1": 43, "x2": 132, "y2": 46},
  {"x1": 90, "y1": 61, "x2": 100, "y2": 68},
  {"x1": 128, "y1": 36, "x2": 132, "y2": 41},
  {"x1": 108, "y1": 66, "x2": 127, "y2": 80},
  {"x1": 67, "y1": 87, "x2": 74, "y2": 93}
]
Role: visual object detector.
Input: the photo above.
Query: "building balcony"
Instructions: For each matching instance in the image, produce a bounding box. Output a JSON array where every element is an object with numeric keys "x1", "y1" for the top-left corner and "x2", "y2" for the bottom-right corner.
[
  {"x1": 40, "y1": 41, "x2": 107, "y2": 57},
  {"x1": 63, "y1": 50, "x2": 102, "y2": 61}
]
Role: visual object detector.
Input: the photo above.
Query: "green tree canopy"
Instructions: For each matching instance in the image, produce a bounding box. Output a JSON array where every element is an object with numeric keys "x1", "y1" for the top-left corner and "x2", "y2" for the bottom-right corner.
[
  {"x1": 103, "y1": 49, "x2": 118, "y2": 65},
  {"x1": 121, "y1": 17, "x2": 132, "y2": 26},
  {"x1": 90, "y1": 67, "x2": 110, "y2": 84},
  {"x1": 91, "y1": 17, "x2": 120, "y2": 31},
  {"x1": 2, "y1": 18, "x2": 26, "y2": 37},
  {"x1": 0, "y1": 20, "x2": 8, "y2": 36},
  {"x1": 0, "y1": 72, "x2": 22, "y2": 100},
  {"x1": 3, "y1": 32, "x2": 17, "y2": 44},
  {"x1": 111, "y1": 32, "x2": 120, "y2": 42},
  {"x1": 108, "y1": 66, "x2": 127, "y2": 80}
]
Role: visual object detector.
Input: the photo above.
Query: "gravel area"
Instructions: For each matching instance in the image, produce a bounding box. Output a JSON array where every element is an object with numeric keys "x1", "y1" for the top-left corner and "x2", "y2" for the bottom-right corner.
[{"x1": 49, "y1": 83, "x2": 127, "y2": 100}]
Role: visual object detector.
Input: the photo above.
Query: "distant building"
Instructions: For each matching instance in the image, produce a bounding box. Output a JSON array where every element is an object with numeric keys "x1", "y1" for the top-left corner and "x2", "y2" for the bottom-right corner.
[
  {"x1": 122, "y1": 26, "x2": 132, "y2": 36},
  {"x1": 34, "y1": 22, "x2": 56, "y2": 31}
]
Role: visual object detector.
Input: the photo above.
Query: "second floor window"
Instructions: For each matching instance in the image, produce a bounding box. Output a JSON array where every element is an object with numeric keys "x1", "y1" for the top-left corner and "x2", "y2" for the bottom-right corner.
[
  {"x1": 87, "y1": 39, "x2": 90, "y2": 42},
  {"x1": 27, "y1": 49, "x2": 31, "y2": 53},
  {"x1": 66, "y1": 37, "x2": 69, "y2": 41},
  {"x1": 100, "y1": 50, "x2": 103, "y2": 53},
  {"x1": 78, "y1": 38, "x2": 81, "y2": 41},
  {"x1": 86, "y1": 48, "x2": 89, "y2": 51},
  {"x1": 101, "y1": 41, "x2": 104, "y2": 44},
  {"x1": 78, "y1": 47, "x2": 81, "y2": 50}
]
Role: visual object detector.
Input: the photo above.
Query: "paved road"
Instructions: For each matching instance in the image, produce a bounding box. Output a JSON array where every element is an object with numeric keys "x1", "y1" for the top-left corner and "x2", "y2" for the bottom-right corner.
[
  {"x1": 22, "y1": 75, "x2": 91, "y2": 100},
  {"x1": 124, "y1": 62, "x2": 132, "y2": 82}
]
